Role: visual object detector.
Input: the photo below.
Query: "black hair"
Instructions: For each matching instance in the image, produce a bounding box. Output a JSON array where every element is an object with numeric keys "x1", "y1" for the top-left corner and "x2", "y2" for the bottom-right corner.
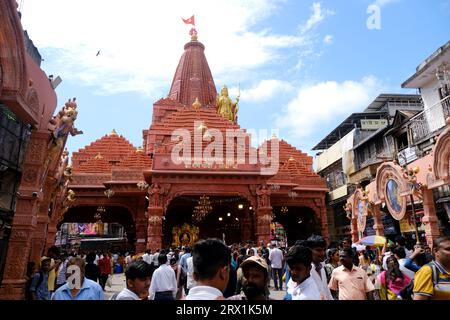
[
  {"x1": 393, "y1": 246, "x2": 406, "y2": 259},
  {"x1": 327, "y1": 248, "x2": 339, "y2": 262},
  {"x1": 145, "y1": 249, "x2": 151, "y2": 254},
  {"x1": 386, "y1": 256, "x2": 404, "y2": 283},
  {"x1": 158, "y1": 252, "x2": 168, "y2": 265},
  {"x1": 184, "y1": 247, "x2": 191, "y2": 253},
  {"x1": 86, "y1": 252, "x2": 96, "y2": 263},
  {"x1": 340, "y1": 248, "x2": 354, "y2": 259},
  {"x1": 125, "y1": 260, "x2": 154, "y2": 281},
  {"x1": 192, "y1": 238, "x2": 231, "y2": 280},
  {"x1": 434, "y1": 235, "x2": 450, "y2": 250},
  {"x1": 295, "y1": 240, "x2": 307, "y2": 246},
  {"x1": 239, "y1": 247, "x2": 247, "y2": 256},
  {"x1": 285, "y1": 245, "x2": 312, "y2": 268},
  {"x1": 395, "y1": 235, "x2": 406, "y2": 246},
  {"x1": 48, "y1": 246, "x2": 60, "y2": 256},
  {"x1": 306, "y1": 235, "x2": 327, "y2": 249}
]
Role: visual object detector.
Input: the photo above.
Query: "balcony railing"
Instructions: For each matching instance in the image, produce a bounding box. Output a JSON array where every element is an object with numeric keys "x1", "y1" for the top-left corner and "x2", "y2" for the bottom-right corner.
[{"x1": 407, "y1": 94, "x2": 450, "y2": 144}]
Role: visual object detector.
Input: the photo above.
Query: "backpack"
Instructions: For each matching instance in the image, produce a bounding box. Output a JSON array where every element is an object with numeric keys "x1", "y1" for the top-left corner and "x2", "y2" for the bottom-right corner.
[{"x1": 399, "y1": 262, "x2": 438, "y2": 300}]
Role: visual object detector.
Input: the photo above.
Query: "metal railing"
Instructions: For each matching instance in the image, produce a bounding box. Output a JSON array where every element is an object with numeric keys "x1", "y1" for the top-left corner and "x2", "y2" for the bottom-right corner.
[{"x1": 407, "y1": 94, "x2": 450, "y2": 144}]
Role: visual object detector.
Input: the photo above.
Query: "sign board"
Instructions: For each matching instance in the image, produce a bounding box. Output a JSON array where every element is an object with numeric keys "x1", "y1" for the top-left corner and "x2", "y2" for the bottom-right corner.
[
  {"x1": 399, "y1": 215, "x2": 425, "y2": 233},
  {"x1": 360, "y1": 119, "x2": 388, "y2": 130}
]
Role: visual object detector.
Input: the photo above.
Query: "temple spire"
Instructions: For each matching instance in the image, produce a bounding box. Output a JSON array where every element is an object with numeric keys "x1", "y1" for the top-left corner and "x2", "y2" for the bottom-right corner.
[{"x1": 168, "y1": 26, "x2": 217, "y2": 108}]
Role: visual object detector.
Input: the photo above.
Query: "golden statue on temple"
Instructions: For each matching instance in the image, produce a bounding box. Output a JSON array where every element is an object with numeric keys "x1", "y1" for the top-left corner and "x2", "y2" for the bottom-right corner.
[{"x1": 216, "y1": 85, "x2": 239, "y2": 123}]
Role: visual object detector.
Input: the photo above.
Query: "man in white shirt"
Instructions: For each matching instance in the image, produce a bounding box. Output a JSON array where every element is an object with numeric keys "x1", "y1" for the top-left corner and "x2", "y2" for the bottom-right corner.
[
  {"x1": 186, "y1": 256, "x2": 196, "y2": 294},
  {"x1": 114, "y1": 260, "x2": 153, "y2": 300},
  {"x1": 148, "y1": 254, "x2": 177, "y2": 300},
  {"x1": 285, "y1": 245, "x2": 321, "y2": 300},
  {"x1": 306, "y1": 235, "x2": 333, "y2": 300},
  {"x1": 152, "y1": 249, "x2": 160, "y2": 267},
  {"x1": 185, "y1": 239, "x2": 230, "y2": 300},
  {"x1": 142, "y1": 250, "x2": 153, "y2": 266},
  {"x1": 268, "y1": 243, "x2": 284, "y2": 290},
  {"x1": 393, "y1": 246, "x2": 416, "y2": 280}
]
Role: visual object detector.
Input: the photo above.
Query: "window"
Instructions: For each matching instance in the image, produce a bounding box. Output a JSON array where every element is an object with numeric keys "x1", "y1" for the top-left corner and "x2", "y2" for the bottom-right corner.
[{"x1": 396, "y1": 132, "x2": 408, "y2": 151}]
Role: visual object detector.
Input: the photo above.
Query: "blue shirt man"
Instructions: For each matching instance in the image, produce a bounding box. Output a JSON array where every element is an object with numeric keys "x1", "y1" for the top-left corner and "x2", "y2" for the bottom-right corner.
[
  {"x1": 52, "y1": 257, "x2": 104, "y2": 300},
  {"x1": 29, "y1": 257, "x2": 52, "y2": 300}
]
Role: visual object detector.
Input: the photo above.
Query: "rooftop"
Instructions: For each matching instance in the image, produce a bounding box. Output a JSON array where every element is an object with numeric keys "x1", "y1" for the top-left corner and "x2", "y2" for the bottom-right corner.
[{"x1": 402, "y1": 41, "x2": 450, "y2": 88}]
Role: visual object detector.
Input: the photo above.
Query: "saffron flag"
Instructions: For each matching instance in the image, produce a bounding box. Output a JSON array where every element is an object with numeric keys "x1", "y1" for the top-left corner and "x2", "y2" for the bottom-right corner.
[{"x1": 182, "y1": 15, "x2": 195, "y2": 26}]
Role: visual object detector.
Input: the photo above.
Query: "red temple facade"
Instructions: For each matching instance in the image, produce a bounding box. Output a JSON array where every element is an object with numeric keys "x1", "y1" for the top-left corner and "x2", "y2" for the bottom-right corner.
[{"x1": 58, "y1": 34, "x2": 329, "y2": 252}]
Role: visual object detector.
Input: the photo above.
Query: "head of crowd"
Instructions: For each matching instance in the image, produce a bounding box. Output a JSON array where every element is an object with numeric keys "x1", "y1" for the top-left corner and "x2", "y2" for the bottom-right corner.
[{"x1": 27, "y1": 234, "x2": 450, "y2": 300}]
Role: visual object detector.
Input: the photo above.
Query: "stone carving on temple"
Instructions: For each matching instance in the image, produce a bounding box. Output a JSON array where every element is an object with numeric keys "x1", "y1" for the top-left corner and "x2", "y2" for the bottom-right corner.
[
  {"x1": 46, "y1": 98, "x2": 83, "y2": 167},
  {"x1": 402, "y1": 166, "x2": 423, "y2": 200},
  {"x1": 149, "y1": 183, "x2": 165, "y2": 207},
  {"x1": 256, "y1": 184, "x2": 271, "y2": 208},
  {"x1": 216, "y1": 85, "x2": 239, "y2": 123}
]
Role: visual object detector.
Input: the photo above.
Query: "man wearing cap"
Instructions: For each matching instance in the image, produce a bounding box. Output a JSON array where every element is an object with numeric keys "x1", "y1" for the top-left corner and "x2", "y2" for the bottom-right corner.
[
  {"x1": 228, "y1": 256, "x2": 271, "y2": 300},
  {"x1": 29, "y1": 257, "x2": 52, "y2": 300}
]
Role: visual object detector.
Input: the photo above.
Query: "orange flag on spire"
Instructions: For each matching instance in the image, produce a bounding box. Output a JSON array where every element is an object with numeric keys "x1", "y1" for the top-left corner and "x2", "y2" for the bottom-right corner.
[{"x1": 182, "y1": 15, "x2": 195, "y2": 26}]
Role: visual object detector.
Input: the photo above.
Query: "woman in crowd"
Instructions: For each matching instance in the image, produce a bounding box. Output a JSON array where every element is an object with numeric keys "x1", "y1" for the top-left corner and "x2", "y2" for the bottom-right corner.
[{"x1": 378, "y1": 256, "x2": 410, "y2": 300}]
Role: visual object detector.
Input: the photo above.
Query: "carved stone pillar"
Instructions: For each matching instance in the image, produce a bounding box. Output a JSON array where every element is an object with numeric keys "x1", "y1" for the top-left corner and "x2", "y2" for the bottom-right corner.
[
  {"x1": 372, "y1": 204, "x2": 385, "y2": 236},
  {"x1": 146, "y1": 184, "x2": 164, "y2": 250},
  {"x1": 255, "y1": 184, "x2": 272, "y2": 244},
  {"x1": 147, "y1": 207, "x2": 163, "y2": 251},
  {"x1": 317, "y1": 202, "x2": 329, "y2": 242},
  {"x1": 241, "y1": 209, "x2": 252, "y2": 243},
  {"x1": 30, "y1": 176, "x2": 58, "y2": 262},
  {"x1": 135, "y1": 197, "x2": 148, "y2": 253},
  {"x1": 44, "y1": 224, "x2": 58, "y2": 253},
  {"x1": 351, "y1": 215, "x2": 359, "y2": 243},
  {"x1": 255, "y1": 208, "x2": 271, "y2": 244},
  {"x1": 0, "y1": 195, "x2": 38, "y2": 299},
  {"x1": 421, "y1": 189, "x2": 440, "y2": 249},
  {"x1": 0, "y1": 131, "x2": 49, "y2": 299}
]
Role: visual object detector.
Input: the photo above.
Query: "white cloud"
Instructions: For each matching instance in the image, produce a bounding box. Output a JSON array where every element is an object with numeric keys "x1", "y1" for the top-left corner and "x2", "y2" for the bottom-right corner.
[
  {"x1": 300, "y1": 2, "x2": 334, "y2": 34},
  {"x1": 373, "y1": 0, "x2": 401, "y2": 7},
  {"x1": 233, "y1": 80, "x2": 294, "y2": 103},
  {"x1": 19, "y1": 0, "x2": 305, "y2": 97},
  {"x1": 323, "y1": 35, "x2": 334, "y2": 45},
  {"x1": 276, "y1": 76, "x2": 386, "y2": 140}
]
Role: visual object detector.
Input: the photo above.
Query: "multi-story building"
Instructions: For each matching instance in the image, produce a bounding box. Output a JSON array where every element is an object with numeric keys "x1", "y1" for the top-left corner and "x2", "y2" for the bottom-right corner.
[
  {"x1": 398, "y1": 40, "x2": 450, "y2": 236},
  {"x1": 314, "y1": 94, "x2": 423, "y2": 241}
]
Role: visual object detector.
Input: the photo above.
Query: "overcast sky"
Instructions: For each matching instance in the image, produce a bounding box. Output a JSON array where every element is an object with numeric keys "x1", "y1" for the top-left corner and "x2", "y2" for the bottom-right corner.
[{"x1": 20, "y1": 0, "x2": 450, "y2": 157}]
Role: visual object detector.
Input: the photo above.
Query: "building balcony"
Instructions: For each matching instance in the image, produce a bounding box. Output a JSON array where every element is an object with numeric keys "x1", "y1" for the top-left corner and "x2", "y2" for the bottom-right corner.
[
  {"x1": 407, "y1": 94, "x2": 450, "y2": 144},
  {"x1": 328, "y1": 184, "x2": 349, "y2": 202}
]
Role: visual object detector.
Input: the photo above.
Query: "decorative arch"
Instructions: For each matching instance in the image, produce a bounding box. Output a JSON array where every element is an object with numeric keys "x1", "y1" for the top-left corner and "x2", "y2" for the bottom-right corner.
[
  {"x1": 163, "y1": 189, "x2": 256, "y2": 215},
  {"x1": 0, "y1": 0, "x2": 28, "y2": 99},
  {"x1": 352, "y1": 188, "x2": 369, "y2": 233},
  {"x1": 376, "y1": 162, "x2": 408, "y2": 220},
  {"x1": 433, "y1": 118, "x2": 450, "y2": 183}
]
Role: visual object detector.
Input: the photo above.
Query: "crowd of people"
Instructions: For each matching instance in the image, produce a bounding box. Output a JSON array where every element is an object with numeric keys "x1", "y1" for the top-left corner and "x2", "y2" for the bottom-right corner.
[{"x1": 25, "y1": 234, "x2": 450, "y2": 300}]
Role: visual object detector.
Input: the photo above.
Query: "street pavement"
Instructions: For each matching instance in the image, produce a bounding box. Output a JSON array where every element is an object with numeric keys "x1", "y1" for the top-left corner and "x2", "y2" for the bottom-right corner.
[{"x1": 103, "y1": 273, "x2": 286, "y2": 300}]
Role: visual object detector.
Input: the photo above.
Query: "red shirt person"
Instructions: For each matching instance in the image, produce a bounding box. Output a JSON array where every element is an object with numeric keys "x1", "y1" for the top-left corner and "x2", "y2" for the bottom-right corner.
[{"x1": 98, "y1": 253, "x2": 112, "y2": 290}]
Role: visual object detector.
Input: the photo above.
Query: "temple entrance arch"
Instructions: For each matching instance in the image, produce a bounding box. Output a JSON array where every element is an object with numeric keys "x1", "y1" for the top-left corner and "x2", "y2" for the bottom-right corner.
[
  {"x1": 58, "y1": 205, "x2": 136, "y2": 251},
  {"x1": 272, "y1": 206, "x2": 318, "y2": 246},
  {"x1": 163, "y1": 195, "x2": 254, "y2": 247}
]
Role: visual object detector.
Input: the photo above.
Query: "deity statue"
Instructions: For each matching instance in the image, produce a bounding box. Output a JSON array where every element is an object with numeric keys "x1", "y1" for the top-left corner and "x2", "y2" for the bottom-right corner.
[
  {"x1": 216, "y1": 85, "x2": 239, "y2": 123},
  {"x1": 256, "y1": 184, "x2": 271, "y2": 208},
  {"x1": 46, "y1": 98, "x2": 83, "y2": 167}
]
